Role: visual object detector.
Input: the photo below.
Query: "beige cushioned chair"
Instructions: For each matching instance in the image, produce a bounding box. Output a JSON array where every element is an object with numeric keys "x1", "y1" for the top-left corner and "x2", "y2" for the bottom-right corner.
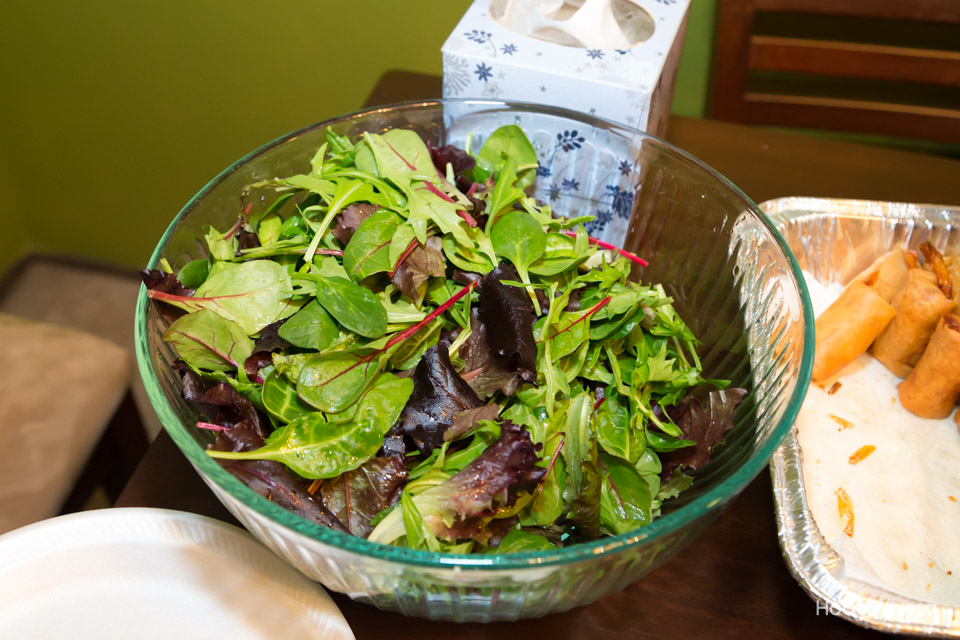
[{"x1": 0, "y1": 313, "x2": 130, "y2": 534}]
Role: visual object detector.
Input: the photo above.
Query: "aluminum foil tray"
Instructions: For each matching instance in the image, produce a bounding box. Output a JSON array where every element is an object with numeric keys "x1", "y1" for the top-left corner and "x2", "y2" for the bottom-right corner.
[{"x1": 761, "y1": 197, "x2": 960, "y2": 636}]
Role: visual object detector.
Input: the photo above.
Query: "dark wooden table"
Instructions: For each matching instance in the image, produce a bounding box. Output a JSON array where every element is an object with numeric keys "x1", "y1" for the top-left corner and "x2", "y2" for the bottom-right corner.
[{"x1": 118, "y1": 71, "x2": 960, "y2": 639}]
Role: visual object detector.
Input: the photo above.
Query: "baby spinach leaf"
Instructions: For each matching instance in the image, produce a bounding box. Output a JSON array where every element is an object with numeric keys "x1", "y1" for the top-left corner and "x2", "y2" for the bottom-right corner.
[
  {"x1": 491, "y1": 210, "x2": 546, "y2": 288},
  {"x1": 529, "y1": 230, "x2": 592, "y2": 276},
  {"x1": 477, "y1": 125, "x2": 537, "y2": 173},
  {"x1": 256, "y1": 214, "x2": 282, "y2": 247},
  {"x1": 494, "y1": 528, "x2": 556, "y2": 553},
  {"x1": 212, "y1": 373, "x2": 413, "y2": 478},
  {"x1": 483, "y1": 157, "x2": 525, "y2": 232},
  {"x1": 313, "y1": 275, "x2": 387, "y2": 338},
  {"x1": 277, "y1": 300, "x2": 338, "y2": 351},
  {"x1": 150, "y1": 260, "x2": 292, "y2": 335},
  {"x1": 596, "y1": 387, "x2": 645, "y2": 463},
  {"x1": 177, "y1": 259, "x2": 209, "y2": 289},
  {"x1": 261, "y1": 369, "x2": 314, "y2": 423},
  {"x1": 163, "y1": 308, "x2": 253, "y2": 372},
  {"x1": 279, "y1": 214, "x2": 308, "y2": 239},
  {"x1": 297, "y1": 350, "x2": 381, "y2": 413},
  {"x1": 598, "y1": 453, "x2": 653, "y2": 536},
  {"x1": 343, "y1": 212, "x2": 402, "y2": 281}
]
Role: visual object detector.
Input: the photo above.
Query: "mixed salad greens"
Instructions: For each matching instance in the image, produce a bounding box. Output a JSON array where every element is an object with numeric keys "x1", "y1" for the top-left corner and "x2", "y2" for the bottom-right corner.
[{"x1": 143, "y1": 124, "x2": 744, "y2": 553}]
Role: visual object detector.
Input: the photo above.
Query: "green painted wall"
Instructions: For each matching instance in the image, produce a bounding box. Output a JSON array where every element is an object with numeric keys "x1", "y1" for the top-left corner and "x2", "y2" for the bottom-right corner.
[
  {"x1": 672, "y1": 0, "x2": 717, "y2": 118},
  {"x1": 0, "y1": 151, "x2": 30, "y2": 275},
  {"x1": 0, "y1": 0, "x2": 716, "y2": 273}
]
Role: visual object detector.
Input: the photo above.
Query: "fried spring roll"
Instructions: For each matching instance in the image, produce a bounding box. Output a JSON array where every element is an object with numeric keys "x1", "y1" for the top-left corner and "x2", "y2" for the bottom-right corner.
[
  {"x1": 813, "y1": 281, "x2": 896, "y2": 382},
  {"x1": 871, "y1": 269, "x2": 957, "y2": 378},
  {"x1": 898, "y1": 314, "x2": 960, "y2": 419},
  {"x1": 851, "y1": 249, "x2": 909, "y2": 303}
]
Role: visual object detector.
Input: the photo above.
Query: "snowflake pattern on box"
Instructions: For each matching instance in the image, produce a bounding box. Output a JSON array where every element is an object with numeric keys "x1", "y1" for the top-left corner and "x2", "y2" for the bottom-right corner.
[
  {"x1": 443, "y1": 53, "x2": 471, "y2": 96},
  {"x1": 474, "y1": 63, "x2": 493, "y2": 82}
]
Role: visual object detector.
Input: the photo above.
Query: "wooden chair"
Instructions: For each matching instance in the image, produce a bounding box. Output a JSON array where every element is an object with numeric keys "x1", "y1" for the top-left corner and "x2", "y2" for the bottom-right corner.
[{"x1": 710, "y1": 0, "x2": 960, "y2": 144}]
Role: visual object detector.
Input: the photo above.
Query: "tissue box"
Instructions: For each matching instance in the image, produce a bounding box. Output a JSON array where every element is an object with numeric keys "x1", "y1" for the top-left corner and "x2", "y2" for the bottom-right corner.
[{"x1": 441, "y1": 0, "x2": 690, "y2": 138}]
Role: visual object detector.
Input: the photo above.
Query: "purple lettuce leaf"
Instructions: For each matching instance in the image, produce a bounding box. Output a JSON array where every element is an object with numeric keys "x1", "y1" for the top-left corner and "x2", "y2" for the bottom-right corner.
[
  {"x1": 320, "y1": 456, "x2": 408, "y2": 538},
  {"x1": 459, "y1": 310, "x2": 521, "y2": 400},
  {"x1": 444, "y1": 420, "x2": 545, "y2": 519},
  {"x1": 181, "y1": 370, "x2": 267, "y2": 438},
  {"x1": 427, "y1": 141, "x2": 475, "y2": 194},
  {"x1": 660, "y1": 388, "x2": 747, "y2": 481},
  {"x1": 391, "y1": 236, "x2": 445, "y2": 302},
  {"x1": 235, "y1": 227, "x2": 260, "y2": 254},
  {"x1": 141, "y1": 269, "x2": 193, "y2": 324},
  {"x1": 368, "y1": 421, "x2": 545, "y2": 546},
  {"x1": 141, "y1": 269, "x2": 194, "y2": 297},
  {"x1": 244, "y1": 318, "x2": 291, "y2": 378},
  {"x1": 478, "y1": 262, "x2": 537, "y2": 384},
  {"x1": 443, "y1": 403, "x2": 501, "y2": 442},
  {"x1": 331, "y1": 202, "x2": 379, "y2": 246},
  {"x1": 397, "y1": 344, "x2": 483, "y2": 455}
]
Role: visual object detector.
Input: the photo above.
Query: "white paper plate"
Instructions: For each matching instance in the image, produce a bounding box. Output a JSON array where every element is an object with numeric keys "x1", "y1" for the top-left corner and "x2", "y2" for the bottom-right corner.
[{"x1": 0, "y1": 508, "x2": 355, "y2": 640}]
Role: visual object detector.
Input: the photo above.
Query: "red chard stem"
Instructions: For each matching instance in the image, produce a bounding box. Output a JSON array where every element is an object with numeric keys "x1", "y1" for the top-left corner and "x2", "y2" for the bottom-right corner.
[{"x1": 562, "y1": 230, "x2": 648, "y2": 267}]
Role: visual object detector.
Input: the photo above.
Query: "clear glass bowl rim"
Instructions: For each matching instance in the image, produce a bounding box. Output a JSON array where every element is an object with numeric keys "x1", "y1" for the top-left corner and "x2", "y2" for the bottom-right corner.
[{"x1": 135, "y1": 98, "x2": 815, "y2": 571}]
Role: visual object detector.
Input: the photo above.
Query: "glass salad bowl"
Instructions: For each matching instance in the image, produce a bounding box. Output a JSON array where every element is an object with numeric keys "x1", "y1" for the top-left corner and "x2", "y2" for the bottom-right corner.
[{"x1": 135, "y1": 99, "x2": 813, "y2": 622}]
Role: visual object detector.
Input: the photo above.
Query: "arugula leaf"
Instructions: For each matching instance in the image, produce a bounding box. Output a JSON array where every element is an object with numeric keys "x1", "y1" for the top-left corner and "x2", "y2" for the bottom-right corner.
[
  {"x1": 483, "y1": 156, "x2": 524, "y2": 233},
  {"x1": 163, "y1": 309, "x2": 253, "y2": 372},
  {"x1": 561, "y1": 391, "x2": 594, "y2": 500}
]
